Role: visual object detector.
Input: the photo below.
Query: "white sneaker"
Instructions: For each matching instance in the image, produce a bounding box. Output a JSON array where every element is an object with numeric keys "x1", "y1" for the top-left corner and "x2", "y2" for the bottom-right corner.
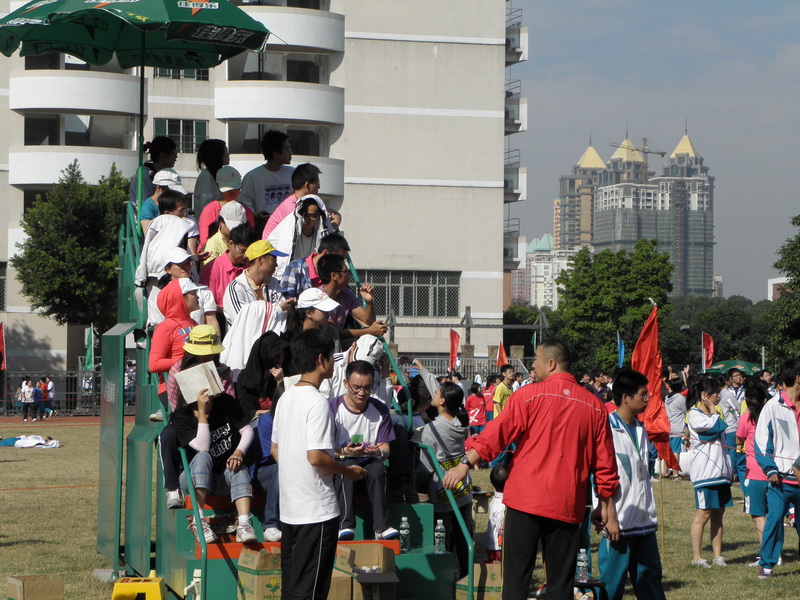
[
  {"x1": 166, "y1": 489, "x2": 184, "y2": 509},
  {"x1": 149, "y1": 409, "x2": 163, "y2": 422},
  {"x1": 748, "y1": 557, "x2": 761, "y2": 568},
  {"x1": 376, "y1": 527, "x2": 400, "y2": 540},
  {"x1": 23, "y1": 418, "x2": 27, "y2": 422},
  {"x1": 236, "y1": 519, "x2": 257, "y2": 543},
  {"x1": 691, "y1": 558, "x2": 711, "y2": 568},
  {"x1": 712, "y1": 556, "x2": 728, "y2": 567},
  {"x1": 189, "y1": 516, "x2": 217, "y2": 544},
  {"x1": 778, "y1": 555, "x2": 783, "y2": 566},
  {"x1": 32, "y1": 418, "x2": 37, "y2": 422},
  {"x1": 264, "y1": 527, "x2": 282, "y2": 542}
]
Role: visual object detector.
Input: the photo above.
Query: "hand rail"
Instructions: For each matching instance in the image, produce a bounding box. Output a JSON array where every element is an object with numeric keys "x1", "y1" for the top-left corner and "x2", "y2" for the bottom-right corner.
[
  {"x1": 178, "y1": 445, "x2": 208, "y2": 600},
  {"x1": 412, "y1": 441, "x2": 474, "y2": 600}
]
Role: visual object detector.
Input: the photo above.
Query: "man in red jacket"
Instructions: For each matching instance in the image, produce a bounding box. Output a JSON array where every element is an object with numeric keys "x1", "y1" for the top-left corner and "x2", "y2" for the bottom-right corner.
[{"x1": 444, "y1": 339, "x2": 620, "y2": 600}]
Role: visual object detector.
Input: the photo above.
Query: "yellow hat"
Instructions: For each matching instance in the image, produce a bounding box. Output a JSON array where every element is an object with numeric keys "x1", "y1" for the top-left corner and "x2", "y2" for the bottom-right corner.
[
  {"x1": 183, "y1": 325, "x2": 224, "y2": 356},
  {"x1": 245, "y1": 239, "x2": 288, "y2": 261}
]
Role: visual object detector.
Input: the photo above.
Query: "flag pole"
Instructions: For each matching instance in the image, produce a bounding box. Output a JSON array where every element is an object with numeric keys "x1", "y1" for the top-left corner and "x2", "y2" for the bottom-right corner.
[{"x1": 701, "y1": 331, "x2": 705, "y2": 373}]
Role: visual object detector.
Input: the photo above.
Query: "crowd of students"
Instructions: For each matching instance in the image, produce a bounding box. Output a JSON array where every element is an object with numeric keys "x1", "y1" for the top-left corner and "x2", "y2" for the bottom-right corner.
[{"x1": 128, "y1": 132, "x2": 800, "y2": 598}]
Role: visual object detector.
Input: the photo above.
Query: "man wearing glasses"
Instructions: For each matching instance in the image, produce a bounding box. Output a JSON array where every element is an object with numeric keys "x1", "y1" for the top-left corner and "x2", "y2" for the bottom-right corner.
[{"x1": 330, "y1": 360, "x2": 399, "y2": 541}]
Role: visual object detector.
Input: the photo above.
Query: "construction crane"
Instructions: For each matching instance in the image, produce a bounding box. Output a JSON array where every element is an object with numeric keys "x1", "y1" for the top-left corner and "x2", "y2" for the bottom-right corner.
[{"x1": 609, "y1": 137, "x2": 666, "y2": 184}]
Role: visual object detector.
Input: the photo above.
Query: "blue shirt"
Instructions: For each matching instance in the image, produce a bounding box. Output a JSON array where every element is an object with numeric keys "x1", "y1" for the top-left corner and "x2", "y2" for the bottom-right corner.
[{"x1": 140, "y1": 197, "x2": 160, "y2": 222}]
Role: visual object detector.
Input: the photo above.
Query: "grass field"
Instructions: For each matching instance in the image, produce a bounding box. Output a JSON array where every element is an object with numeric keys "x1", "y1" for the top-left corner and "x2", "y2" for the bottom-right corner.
[{"x1": 1, "y1": 416, "x2": 799, "y2": 600}]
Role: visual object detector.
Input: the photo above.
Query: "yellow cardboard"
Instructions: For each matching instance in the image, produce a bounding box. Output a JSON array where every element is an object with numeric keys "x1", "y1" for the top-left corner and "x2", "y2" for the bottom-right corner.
[{"x1": 237, "y1": 547, "x2": 281, "y2": 600}]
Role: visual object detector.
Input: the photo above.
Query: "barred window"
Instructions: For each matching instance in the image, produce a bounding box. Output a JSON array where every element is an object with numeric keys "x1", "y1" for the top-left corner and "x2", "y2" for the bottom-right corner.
[
  {"x1": 0, "y1": 262, "x2": 6, "y2": 311},
  {"x1": 154, "y1": 68, "x2": 209, "y2": 81},
  {"x1": 353, "y1": 270, "x2": 460, "y2": 318},
  {"x1": 154, "y1": 118, "x2": 208, "y2": 153}
]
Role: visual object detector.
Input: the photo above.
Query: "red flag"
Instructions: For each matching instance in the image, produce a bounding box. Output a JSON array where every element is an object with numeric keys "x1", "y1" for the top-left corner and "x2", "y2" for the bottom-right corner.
[
  {"x1": 449, "y1": 329, "x2": 460, "y2": 372},
  {"x1": 496, "y1": 340, "x2": 508, "y2": 369},
  {"x1": 0, "y1": 322, "x2": 6, "y2": 370},
  {"x1": 631, "y1": 305, "x2": 680, "y2": 470},
  {"x1": 702, "y1": 331, "x2": 714, "y2": 369}
]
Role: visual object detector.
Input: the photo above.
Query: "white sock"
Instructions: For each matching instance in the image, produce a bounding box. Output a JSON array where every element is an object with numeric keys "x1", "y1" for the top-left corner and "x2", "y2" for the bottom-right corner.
[
  {"x1": 197, "y1": 508, "x2": 205, "y2": 519},
  {"x1": 238, "y1": 514, "x2": 250, "y2": 525}
]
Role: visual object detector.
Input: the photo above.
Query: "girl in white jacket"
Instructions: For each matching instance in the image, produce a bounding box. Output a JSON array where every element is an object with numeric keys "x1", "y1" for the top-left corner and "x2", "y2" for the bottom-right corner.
[{"x1": 687, "y1": 377, "x2": 732, "y2": 568}]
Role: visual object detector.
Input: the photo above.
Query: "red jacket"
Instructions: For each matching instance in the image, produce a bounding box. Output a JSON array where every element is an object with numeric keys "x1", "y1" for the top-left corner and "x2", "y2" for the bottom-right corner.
[
  {"x1": 149, "y1": 279, "x2": 196, "y2": 394},
  {"x1": 470, "y1": 372, "x2": 619, "y2": 524}
]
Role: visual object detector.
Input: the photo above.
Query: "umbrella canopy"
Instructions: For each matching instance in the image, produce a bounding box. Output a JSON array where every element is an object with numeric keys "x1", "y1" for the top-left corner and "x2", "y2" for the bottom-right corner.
[
  {"x1": 705, "y1": 359, "x2": 761, "y2": 376},
  {"x1": 0, "y1": 0, "x2": 269, "y2": 68}
]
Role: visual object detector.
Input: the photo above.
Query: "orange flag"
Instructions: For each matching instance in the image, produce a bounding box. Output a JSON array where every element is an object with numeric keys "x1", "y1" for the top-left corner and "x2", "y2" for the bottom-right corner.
[
  {"x1": 496, "y1": 340, "x2": 508, "y2": 369},
  {"x1": 631, "y1": 305, "x2": 680, "y2": 470}
]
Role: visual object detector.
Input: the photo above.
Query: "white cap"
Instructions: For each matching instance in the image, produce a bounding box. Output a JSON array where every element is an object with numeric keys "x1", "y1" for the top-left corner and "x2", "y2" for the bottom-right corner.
[
  {"x1": 164, "y1": 247, "x2": 198, "y2": 267},
  {"x1": 297, "y1": 288, "x2": 339, "y2": 312},
  {"x1": 153, "y1": 168, "x2": 188, "y2": 195},
  {"x1": 178, "y1": 278, "x2": 206, "y2": 294},
  {"x1": 220, "y1": 201, "x2": 247, "y2": 230},
  {"x1": 352, "y1": 335, "x2": 384, "y2": 366},
  {"x1": 216, "y1": 166, "x2": 242, "y2": 192}
]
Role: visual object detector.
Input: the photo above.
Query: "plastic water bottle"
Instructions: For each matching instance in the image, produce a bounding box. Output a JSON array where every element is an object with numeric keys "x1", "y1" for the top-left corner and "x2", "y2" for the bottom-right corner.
[
  {"x1": 399, "y1": 517, "x2": 411, "y2": 553},
  {"x1": 576, "y1": 548, "x2": 589, "y2": 582},
  {"x1": 434, "y1": 519, "x2": 446, "y2": 554}
]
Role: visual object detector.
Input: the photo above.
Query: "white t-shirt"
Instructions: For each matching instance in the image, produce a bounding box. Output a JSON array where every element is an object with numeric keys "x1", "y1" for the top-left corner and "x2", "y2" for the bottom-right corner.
[
  {"x1": 148, "y1": 284, "x2": 215, "y2": 327},
  {"x1": 272, "y1": 385, "x2": 339, "y2": 525},
  {"x1": 240, "y1": 164, "x2": 294, "y2": 216},
  {"x1": 136, "y1": 214, "x2": 200, "y2": 282}
]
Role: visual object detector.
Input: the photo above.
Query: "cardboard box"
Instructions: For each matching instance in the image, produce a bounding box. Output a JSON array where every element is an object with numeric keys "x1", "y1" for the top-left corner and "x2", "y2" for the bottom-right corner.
[
  {"x1": 237, "y1": 547, "x2": 281, "y2": 600},
  {"x1": 7, "y1": 576, "x2": 64, "y2": 600},
  {"x1": 330, "y1": 543, "x2": 398, "y2": 600},
  {"x1": 455, "y1": 563, "x2": 502, "y2": 600}
]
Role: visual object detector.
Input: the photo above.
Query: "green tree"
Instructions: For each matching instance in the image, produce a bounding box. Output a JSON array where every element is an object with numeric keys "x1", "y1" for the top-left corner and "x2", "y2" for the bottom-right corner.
[
  {"x1": 555, "y1": 239, "x2": 673, "y2": 372},
  {"x1": 502, "y1": 302, "x2": 557, "y2": 356},
  {"x1": 768, "y1": 214, "x2": 800, "y2": 361},
  {"x1": 12, "y1": 161, "x2": 127, "y2": 333}
]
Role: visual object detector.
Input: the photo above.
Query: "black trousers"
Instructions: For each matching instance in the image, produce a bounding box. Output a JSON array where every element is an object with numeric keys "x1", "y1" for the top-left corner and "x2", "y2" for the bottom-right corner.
[
  {"x1": 334, "y1": 458, "x2": 389, "y2": 532},
  {"x1": 281, "y1": 516, "x2": 338, "y2": 600},
  {"x1": 158, "y1": 424, "x2": 181, "y2": 491},
  {"x1": 502, "y1": 507, "x2": 580, "y2": 600}
]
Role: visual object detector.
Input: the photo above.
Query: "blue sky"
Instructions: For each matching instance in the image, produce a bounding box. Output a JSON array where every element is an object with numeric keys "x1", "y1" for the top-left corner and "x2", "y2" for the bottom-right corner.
[{"x1": 508, "y1": 1, "x2": 800, "y2": 300}]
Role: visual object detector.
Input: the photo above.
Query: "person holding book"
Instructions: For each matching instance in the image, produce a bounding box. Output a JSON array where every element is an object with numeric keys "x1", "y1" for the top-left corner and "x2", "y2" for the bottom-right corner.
[{"x1": 169, "y1": 325, "x2": 257, "y2": 544}]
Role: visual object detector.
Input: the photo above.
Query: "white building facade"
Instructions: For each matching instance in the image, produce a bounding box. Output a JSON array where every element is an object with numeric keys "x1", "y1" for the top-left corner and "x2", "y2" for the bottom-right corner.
[{"x1": 0, "y1": 0, "x2": 527, "y2": 367}]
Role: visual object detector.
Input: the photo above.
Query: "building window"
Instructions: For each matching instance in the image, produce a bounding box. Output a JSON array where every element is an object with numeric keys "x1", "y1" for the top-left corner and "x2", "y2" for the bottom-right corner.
[
  {"x1": 154, "y1": 118, "x2": 208, "y2": 153},
  {"x1": 154, "y1": 68, "x2": 209, "y2": 81},
  {"x1": 353, "y1": 270, "x2": 460, "y2": 318},
  {"x1": 0, "y1": 262, "x2": 6, "y2": 312}
]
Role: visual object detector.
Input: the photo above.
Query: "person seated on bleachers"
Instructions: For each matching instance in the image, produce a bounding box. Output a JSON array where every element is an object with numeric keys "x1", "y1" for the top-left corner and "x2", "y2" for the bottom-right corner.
[{"x1": 331, "y1": 360, "x2": 399, "y2": 541}]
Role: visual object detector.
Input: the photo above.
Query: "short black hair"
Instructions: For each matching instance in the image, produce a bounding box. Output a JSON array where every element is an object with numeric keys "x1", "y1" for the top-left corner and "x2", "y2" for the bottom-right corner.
[
  {"x1": 290, "y1": 329, "x2": 334, "y2": 374},
  {"x1": 318, "y1": 233, "x2": 350, "y2": 255},
  {"x1": 291, "y1": 163, "x2": 321, "y2": 190},
  {"x1": 260, "y1": 130, "x2": 289, "y2": 161},
  {"x1": 490, "y1": 463, "x2": 510, "y2": 492},
  {"x1": 158, "y1": 189, "x2": 185, "y2": 213},
  {"x1": 500, "y1": 364, "x2": 513, "y2": 374},
  {"x1": 539, "y1": 339, "x2": 570, "y2": 370},
  {"x1": 317, "y1": 253, "x2": 347, "y2": 284},
  {"x1": 668, "y1": 378, "x2": 684, "y2": 395},
  {"x1": 611, "y1": 369, "x2": 649, "y2": 406},
  {"x1": 230, "y1": 223, "x2": 256, "y2": 247},
  {"x1": 345, "y1": 359, "x2": 374, "y2": 381},
  {"x1": 780, "y1": 359, "x2": 800, "y2": 388}
]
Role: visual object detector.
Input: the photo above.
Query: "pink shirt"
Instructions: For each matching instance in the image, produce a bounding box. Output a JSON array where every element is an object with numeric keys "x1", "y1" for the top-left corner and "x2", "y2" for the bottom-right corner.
[
  {"x1": 262, "y1": 193, "x2": 297, "y2": 239},
  {"x1": 198, "y1": 200, "x2": 255, "y2": 247},
  {"x1": 736, "y1": 413, "x2": 767, "y2": 481},
  {"x1": 200, "y1": 251, "x2": 245, "y2": 307}
]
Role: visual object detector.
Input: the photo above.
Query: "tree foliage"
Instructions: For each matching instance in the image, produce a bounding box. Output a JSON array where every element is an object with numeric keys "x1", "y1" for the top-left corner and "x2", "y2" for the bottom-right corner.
[
  {"x1": 554, "y1": 239, "x2": 673, "y2": 372},
  {"x1": 768, "y1": 214, "x2": 800, "y2": 361},
  {"x1": 503, "y1": 302, "x2": 555, "y2": 357},
  {"x1": 660, "y1": 295, "x2": 772, "y2": 368},
  {"x1": 12, "y1": 161, "x2": 126, "y2": 333}
]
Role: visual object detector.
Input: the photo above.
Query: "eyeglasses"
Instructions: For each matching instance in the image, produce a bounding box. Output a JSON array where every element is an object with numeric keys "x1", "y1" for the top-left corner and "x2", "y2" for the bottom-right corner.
[
  {"x1": 347, "y1": 384, "x2": 371, "y2": 394},
  {"x1": 305, "y1": 212, "x2": 321, "y2": 220},
  {"x1": 634, "y1": 392, "x2": 649, "y2": 400}
]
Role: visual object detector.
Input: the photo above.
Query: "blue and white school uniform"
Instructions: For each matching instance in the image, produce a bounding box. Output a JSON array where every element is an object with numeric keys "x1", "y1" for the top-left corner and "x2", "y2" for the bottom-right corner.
[
  {"x1": 687, "y1": 407, "x2": 733, "y2": 509},
  {"x1": 597, "y1": 412, "x2": 666, "y2": 600}
]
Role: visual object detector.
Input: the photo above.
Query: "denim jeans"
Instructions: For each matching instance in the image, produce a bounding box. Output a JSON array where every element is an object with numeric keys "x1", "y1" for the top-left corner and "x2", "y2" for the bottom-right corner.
[
  {"x1": 254, "y1": 463, "x2": 280, "y2": 529},
  {"x1": 179, "y1": 452, "x2": 252, "y2": 502}
]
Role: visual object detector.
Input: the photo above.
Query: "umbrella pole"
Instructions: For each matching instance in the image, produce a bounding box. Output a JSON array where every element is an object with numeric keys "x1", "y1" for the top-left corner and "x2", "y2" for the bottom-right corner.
[{"x1": 136, "y1": 30, "x2": 145, "y2": 231}]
